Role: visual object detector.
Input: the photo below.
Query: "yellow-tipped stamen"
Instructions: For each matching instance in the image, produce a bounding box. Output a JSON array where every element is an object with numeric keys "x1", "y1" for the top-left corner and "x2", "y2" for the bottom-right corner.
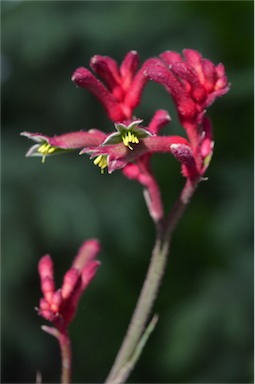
[
  {"x1": 48, "y1": 147, "x2": 56, "y2": 154},
  {"x1": 38, "y1": 143, "x2": 48, "y2": 154},
  {"x1": 121, "y1": 130, "x2": 141, "y2": 150},
  {"x1": 93, "y1": 155, "x2": 102, "y2": 166},
  {"x1": 93, "y1": 155, "x2": 108, "y2": 173},
  {"x1": 37, "y1": 143, "x2": 58, "y2": 163},
  {"x1": 38, "y1": 143, "x2": 57, "y2": 155}
]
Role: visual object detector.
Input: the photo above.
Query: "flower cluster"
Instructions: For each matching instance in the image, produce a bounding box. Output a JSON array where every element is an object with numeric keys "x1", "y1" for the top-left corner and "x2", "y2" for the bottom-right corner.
[
  {"x1": 22, "y1": 49, "x2": 229, "y2": 184},
  {"x1": 72, "y1": 51, "x2": 149, "y2": 122},
  {"x1": 143, "y1": 50, "x2": 229, "y2": 175},
  {"x1": 37, "y1": 239, "x2": 100, "y2": 332},
  {"x1": 25, "y1": 49, "x2": 229, "y2": 383}
]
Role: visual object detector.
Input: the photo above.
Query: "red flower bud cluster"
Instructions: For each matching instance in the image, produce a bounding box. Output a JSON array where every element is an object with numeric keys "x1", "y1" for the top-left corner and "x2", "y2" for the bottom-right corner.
[
  {"x1": 143, "y1": 49, "x2": 229, "y2": 174},
  {"x1": 144, "y1": 49, "x2": 229, "y2": 131},
  {"x1": 38, "y1": 240, "x2": 100, "y2": 332}
]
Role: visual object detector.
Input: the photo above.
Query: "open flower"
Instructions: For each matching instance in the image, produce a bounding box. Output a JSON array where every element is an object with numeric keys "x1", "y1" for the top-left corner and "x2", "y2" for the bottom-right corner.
[
  {"x1": 72, "y1": 51, "x2": 149, "y2": 122},
  {"x1": 80, "y1": 118, "x2": 196, "y2": 176},
  {"x1": 37, "y1": 239, "x2": 100, "y2": 333},
  {"x1": 21, "y1": 130, "x2": 106, "y2": 163},
  {"x1": 122, "y1": 110, "x2": 172, "y2": 181},
  {"x1": 102, "y1": 119, "x2": 152, "y2": 149}
]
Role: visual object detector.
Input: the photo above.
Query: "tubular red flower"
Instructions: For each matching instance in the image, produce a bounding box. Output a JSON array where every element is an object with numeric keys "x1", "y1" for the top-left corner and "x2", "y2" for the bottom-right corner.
[
  {"x1": 21, "y1": 130, "x2": 106, "y2": 162},
  {"x1": 72, "y1": 67, "x2": 125, "y2": 122},
  {"x1": 81, "y1": 135, "x2": 194, "y2": 173}
]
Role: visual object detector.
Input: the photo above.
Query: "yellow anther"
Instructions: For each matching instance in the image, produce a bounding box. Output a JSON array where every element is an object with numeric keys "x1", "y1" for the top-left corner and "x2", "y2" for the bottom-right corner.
[
  {"x1": 93, "y1": 155, "x2": 108, "y2": 173},
  {"x1": 38, "y1": 143, "x2": 49, "y2": 153},
  {"x1": 38, "y1": 143, "x2": 55, "y2": 154},
  {"x1": 48, "y1": 147, "x2": 56, "y2": 154},
  {"x1": 38, "y1": 142, "x2": 58, "y2": 163},
  {"x1": 38, "y1": 143, "x2": 47, "y2": 154},
  {"x1": 122, "y1": 134, "x2": 129, "y2": 147},
  {"x1": 121, "y1": 131, "x2": 140, "y2": 150},
  {"x1": 93, "y1": 155, "x2": 102, "y2": 166},
  {"x1": 131, "y1": 134, "x2": 137, "y2": 143}
]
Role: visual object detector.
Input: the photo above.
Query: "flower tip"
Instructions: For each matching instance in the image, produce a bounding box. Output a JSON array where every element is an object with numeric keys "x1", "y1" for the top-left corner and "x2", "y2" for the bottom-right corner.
[
  {"x1": 71, "y1": 67, "x2": 89, "y2": 82},
  {"x1": 165, "y1": 113, "x2": 171, "y2": 122},
  {"x1": 20, "y1": 131, "x2": 29, "y2": 138},
  {"x1": 85, "y1": 238, "x2": 101, "y2": 252},
  {"x1": 170, "y1": 143, "x2": 196, "y2": 168},
  {"x1": 72, "y1": 238, "x2": 101, "y2": 271},
  {"x1": 90, "y1": 55, "x2": 101, "y2": 65},
  {"x1": 38, "y1": 254, "x2": 53, "y2": 275},
  {"x1": 79, "y1": 147, "x2": 93, "y2": 156}
]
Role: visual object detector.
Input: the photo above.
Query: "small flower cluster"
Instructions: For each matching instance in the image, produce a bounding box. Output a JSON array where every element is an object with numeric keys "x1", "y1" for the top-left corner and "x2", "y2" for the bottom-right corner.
[
  {"x1": 22, "y1": 49, "x2": 229, "y2": 184},
  {"x1": 37, "y1": 240, "x2": 100, "y2": 332}
]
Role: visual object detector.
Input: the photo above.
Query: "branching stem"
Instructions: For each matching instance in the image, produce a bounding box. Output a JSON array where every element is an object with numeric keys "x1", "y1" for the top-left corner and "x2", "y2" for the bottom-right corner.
[{"x1": 105, "y1": 177, "x2": 199, "y2": 384}]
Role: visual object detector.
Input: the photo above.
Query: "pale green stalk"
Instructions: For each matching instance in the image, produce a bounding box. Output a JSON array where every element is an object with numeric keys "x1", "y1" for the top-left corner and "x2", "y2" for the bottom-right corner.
[{"x1": 106, "y1": 178, "x2": 199, "y2": 384}]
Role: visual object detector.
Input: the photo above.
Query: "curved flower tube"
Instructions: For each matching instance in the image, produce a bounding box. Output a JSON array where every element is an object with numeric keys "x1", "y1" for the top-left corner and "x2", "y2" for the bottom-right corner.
[
  {"x1": 81, "y1": 134, "x2": 196, "y2": 174},
  {"x1": 21, "y1": 130, "x2": 107, "y2": 163}
]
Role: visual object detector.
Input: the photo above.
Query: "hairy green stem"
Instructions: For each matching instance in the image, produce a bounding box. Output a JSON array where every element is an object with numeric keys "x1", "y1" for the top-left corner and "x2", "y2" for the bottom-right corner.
[
  {"x1": 110, "y1": 315, "x2": 159, "y2": 384},
  {"x1": 105, "y1": 235, "x2": 167, "y2": 384},
  {"x1": 106, "y1": 178, "x2": 199, "y2": 384}
]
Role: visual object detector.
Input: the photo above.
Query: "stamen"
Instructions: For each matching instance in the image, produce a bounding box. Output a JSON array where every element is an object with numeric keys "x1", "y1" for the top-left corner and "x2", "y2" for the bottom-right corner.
[
  {"x1": 93, "y1": 155, "x2": 108, "y2": 173},
  {"x1": 121, "y1": 131, "x2": 139, "y2": 150},
  {"x1": 37, "y1": 142, "x2": 58, "y2": 163},
  {"x1": 38, "y1": 143, "x2": 57, "y2": 155},
  {"x1": 48, "y1": 147, "x2": 56, "y2": 154},
  {"x1": 93, "y1": 155, "x2": 102, "y2": 166},
  {"x1": 38, "y1": 143, "x2": 47, "y2": 154}
]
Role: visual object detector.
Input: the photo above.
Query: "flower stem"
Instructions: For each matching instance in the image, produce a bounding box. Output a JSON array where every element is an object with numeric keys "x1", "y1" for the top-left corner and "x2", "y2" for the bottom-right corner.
[
  {"x1": 105, "y1": 178, "x2": 199, "y2": 384},
  {"x1": 59, "y1": 331, "x2": 72, "y2": 384},
  {"x1": 41, "y1": 326, "x2": 72, "y2": 384},
  {"x1": 109, "y1": 314, "x2": 159, "y2": 384}
]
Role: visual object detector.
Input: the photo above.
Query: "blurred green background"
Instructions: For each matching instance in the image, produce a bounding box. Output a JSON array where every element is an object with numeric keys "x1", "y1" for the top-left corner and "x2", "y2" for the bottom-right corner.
[{"x1": 1, "y1": 1, "x2": 253, "y2": 383}]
